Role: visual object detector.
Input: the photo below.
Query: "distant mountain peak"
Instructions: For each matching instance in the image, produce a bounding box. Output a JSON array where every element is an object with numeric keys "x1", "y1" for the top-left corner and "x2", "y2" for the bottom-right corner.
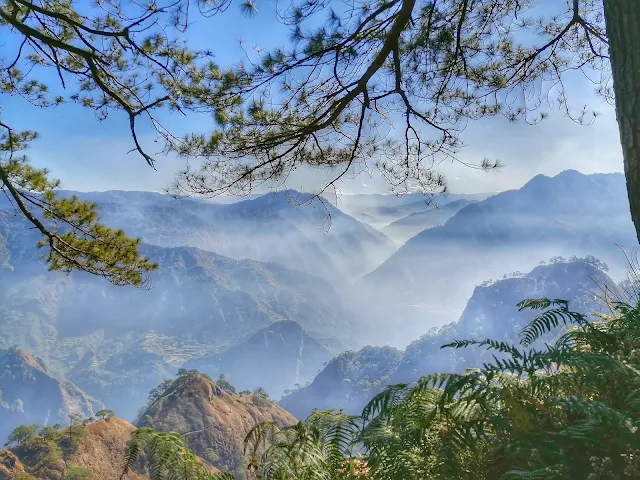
[
  {"x1": 185, "y1": 320, "x2": 333, "y2": 399},
  {"x1": 0, "y1": 347, "x2": 103, "y2": 442}
]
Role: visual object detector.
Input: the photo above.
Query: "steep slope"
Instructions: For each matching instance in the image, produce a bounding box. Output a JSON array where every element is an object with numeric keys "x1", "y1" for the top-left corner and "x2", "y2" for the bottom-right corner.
[
  {"x1": 185, "y1": 321, "x2": 333, "y2": 399},
  {"x1": 68, "y1": 418, "x2": 147, "y2": 480},
  {"x1": 140, "y1": 374, "x2": 297, "y2": 477},
  {"x1": 392, "y1": 258, "x2": 621, "y2": 383},
  {"x1": 278, "y1": 346, "x2": 403, "y2": 420},
  {"x1": 358, "y1": 171, "x2": 637, "y2": 345},
  {"x1": 0, "y1": 347, "x2": 102, "y2": 446},
  {"x1": 53, "y1": 189, "x2": 395, "y2": 283},
  {"x1": 0, "y1": 211, "x2": 362, "y2": 418},
  {"x1": 0, "y1": 451, "x2": 26, "y2": 479},
  {"x1": 283, "y1": 259, "x2": 620, "y2": 419},
  {"x1": 382, "y1": 199, "x2": 475, "y2": 244}
]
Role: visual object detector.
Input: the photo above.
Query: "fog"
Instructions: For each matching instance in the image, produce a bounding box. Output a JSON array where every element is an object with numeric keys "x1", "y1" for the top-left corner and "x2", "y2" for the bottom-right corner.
[{"x1": 0, "y1": 169, "x2": 637, "y2": 422}]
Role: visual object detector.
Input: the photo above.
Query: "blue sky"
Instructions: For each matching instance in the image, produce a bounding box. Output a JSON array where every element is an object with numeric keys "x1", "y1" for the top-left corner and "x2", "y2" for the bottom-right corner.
[{"x1": 1, "y1": 1, "x2": 624, "y2": 196}]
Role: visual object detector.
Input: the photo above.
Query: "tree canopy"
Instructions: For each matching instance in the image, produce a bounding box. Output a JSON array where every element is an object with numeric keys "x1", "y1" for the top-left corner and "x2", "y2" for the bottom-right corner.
[{"x1": 2, "y1": 0, "x2": 638, "y2": 282}]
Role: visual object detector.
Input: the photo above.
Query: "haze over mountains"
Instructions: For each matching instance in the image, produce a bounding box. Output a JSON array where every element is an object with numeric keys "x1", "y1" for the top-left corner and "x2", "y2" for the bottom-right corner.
[
  {"x1": 357, "y1": 170, "x2": 637, "y2": 345},
  {"x1": 281, "y1": 258, "x2": 622, "y2": 419},
  {"x1": 0, "y1": 169, "x2": 638, "y2": 436}
]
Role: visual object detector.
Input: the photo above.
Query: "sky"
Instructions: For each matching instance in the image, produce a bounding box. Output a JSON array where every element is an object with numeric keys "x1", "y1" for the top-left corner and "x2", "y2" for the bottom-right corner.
[{"x1": 0, "y1": 0, "x2": 624, "y2": 196}]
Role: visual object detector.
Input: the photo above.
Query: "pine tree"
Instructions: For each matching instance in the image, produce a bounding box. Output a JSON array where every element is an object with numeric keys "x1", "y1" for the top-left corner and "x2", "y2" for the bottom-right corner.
[{"x1": 3, "y1": 0, "x2": 640, "y2": 260}]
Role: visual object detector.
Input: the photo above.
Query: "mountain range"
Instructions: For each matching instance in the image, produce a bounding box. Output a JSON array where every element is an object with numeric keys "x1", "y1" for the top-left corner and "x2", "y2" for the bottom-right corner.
[
  {"x1": 0, "y1": 169, "x2": 637, "y2": 430},
  {"x1": 0, "y1": 207, "x2": 364, "y2": 418},
  {"x1": 61, "y1": 189, "x2": 395, "y2": 283},
  {"x1": 281, "y1": 258, "x2": 622, "y2": 419},
  {"x1": 381, "y1": 198, "x2": 475, "y2": 244},
  {"x1": 356, "y1": 170, "x2": 637, "y2": 345},
  {"x1": 333, "y1": 192, "x2": 490, "y2": 228}
]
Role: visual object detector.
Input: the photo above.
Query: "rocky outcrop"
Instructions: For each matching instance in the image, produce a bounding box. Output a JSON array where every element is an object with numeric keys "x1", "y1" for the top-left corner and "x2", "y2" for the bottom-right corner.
[
  {"x1": 141, "y1": 374, "x2": 297, "y2": 476},
  {"x1": 0, "y1": 450, "x2": 27, "y2": 479}
]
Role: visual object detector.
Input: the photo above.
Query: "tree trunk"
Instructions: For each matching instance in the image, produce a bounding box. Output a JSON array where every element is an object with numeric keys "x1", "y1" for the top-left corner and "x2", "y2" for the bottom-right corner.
[{"x1": 602, "y1": 1, "x2": 640, "y2": 244}]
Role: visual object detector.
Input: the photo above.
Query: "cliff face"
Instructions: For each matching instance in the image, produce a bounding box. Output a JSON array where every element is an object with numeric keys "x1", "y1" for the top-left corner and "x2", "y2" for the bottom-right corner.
[
  {"x1": 0, "y1": 347, "x2": 102, "y2": 442},
  {"x1": 142, "y1": 375, "x2": 297, "y2": 477}
]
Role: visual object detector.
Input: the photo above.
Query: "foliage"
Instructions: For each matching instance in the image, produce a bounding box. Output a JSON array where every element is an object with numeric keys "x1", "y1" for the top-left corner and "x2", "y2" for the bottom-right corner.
[
  {"x1": 0, "y1": 125, "x2": 157, "y2": 286},
  {"x1": 11, "y1": 474, "x2": 36, "y2": 480},
  {"x1": 148, "y1": 379, "x2": 175, "y2": 405},
  {"x1": 64, "y1": 465, "x2": 92, "y2": 480},
  {"x1": 252, "y1": 387, "x2": 271, "y2": 408},
  {"x1": 246, "y1": 298, "x2": 640, "y2": 479},
  {"x1": 172, "y1": 0, "x2": 612, "y2": 201},
  {"x1": 57, "y1": 424, "x2": 86, "y2": 459},
  {"x1": 95, "y1": 409, "x2": 115, "y2": 420},
  {"x1": 215, "y1": 374, "x2": 236, "y2": 395},
  {"x1": 5, "y1": 425, "x2": 38, "y2": 447},
  {"x1": 122, "y1": 428, "x2": 234, "y2": 480},
  {"x1": 6, "y1": 420, "x2": 86, "y2": 478},
  {"x1": 2, "y1": 0, "x2": 634, "y2": 259}
]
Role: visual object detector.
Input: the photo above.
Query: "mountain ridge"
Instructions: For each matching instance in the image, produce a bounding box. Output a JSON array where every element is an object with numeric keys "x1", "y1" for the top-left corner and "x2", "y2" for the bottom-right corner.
[{"x1": 356, "y1": 170, "x2": 636, "y2": 345}]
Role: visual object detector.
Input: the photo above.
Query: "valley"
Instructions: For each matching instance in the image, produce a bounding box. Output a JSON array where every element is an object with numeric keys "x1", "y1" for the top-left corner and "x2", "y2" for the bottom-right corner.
[{"x1": 1, "y1": 170, "x2": 638, "y2": 479}]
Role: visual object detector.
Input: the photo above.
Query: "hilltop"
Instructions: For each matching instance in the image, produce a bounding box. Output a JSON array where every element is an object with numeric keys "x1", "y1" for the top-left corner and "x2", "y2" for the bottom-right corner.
[
  {"x1": 138, "y1": 372, "x2": 297, "y2": 477},
  {"x1": 282, "y1": 258, "x2": 621, "y2": 418},
  {"x1": 357, "y1": 171, "x2": 636, "y2": 345}
]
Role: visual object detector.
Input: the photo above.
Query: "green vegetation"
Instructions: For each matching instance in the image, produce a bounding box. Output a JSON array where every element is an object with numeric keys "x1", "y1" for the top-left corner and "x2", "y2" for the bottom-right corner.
[
  {"x1": 245, "y1": 298, "x2": 640, "y2": 479},
  {"x1": 123, "y1": 296, "x2": 640, "y2": 479},
  {"x1": 0, "y1": 126, "x2": 156, "y2": 286},
  {"x1": 2, "y1": 0, "x2": 640, "y2": 270},
  {"x1": 4, "y1": 422, "x2": 86, "y2": 479},
  {"x1": 64, "y1": 465, "x2": 92, "y2": 480},
  {"x1": 4, "y1": 425, "x2": 38, "y2": 447},
  {"x1": 94, "y1": 409, "x2": 114, "y2": 421},
  {"x1": 215, "y1": 374, "x2": 236, "y2": 395},
  {"x1": 122, "y1": 428, "x2": 233, "y2": 480},
  {"x1": 251, "y1": 387, "x2": 271, "y2": 408}
]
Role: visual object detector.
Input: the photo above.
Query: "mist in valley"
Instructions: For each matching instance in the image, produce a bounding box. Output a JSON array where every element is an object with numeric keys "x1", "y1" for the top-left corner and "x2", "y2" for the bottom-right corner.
[{"x1": 1, "y1": 168, "x2": 637, "y2": 427}]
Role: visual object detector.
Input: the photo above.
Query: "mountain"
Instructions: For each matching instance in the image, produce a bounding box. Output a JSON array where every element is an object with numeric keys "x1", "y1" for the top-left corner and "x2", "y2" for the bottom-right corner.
[
  {"x1": 382, "y1": 199, "x2": 475, "y2": 243},
  {"x1": 357, "y1": 171, "x2": 637, "y2": 345},
  {"x1": 281, "y1": 258, "x2": 621, "y2": 419},
  {"x1": 54, "y1": 189, "x2": 395, "y2": 283},
  {"x1": 0, "y1": 211, "x2": 362, "y2": 419},
  {"x1": 335, "y1": 192, "x2": 491, "y2": 228},
  {"x1": 278, "y1": 346, "x2": 403, "y2": 419},
  {"x1": 68, "y1": 418, "x2": 147, "y2": 480},
  {"x1": 185, "y1": 320, "x2": 333, "y2": 399},
  {"x1": 140, "y1": 373, "x2": 297, "y2": 477},
  {"x1": 392, "y1": 258, "x2": 621, "y2": 384},
  {"x1": 4, "y1": 418, "x2": 146, "y2": 480},
  {"x1": 0, "y1": 347, "x2": 102, "y2": 444}
]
